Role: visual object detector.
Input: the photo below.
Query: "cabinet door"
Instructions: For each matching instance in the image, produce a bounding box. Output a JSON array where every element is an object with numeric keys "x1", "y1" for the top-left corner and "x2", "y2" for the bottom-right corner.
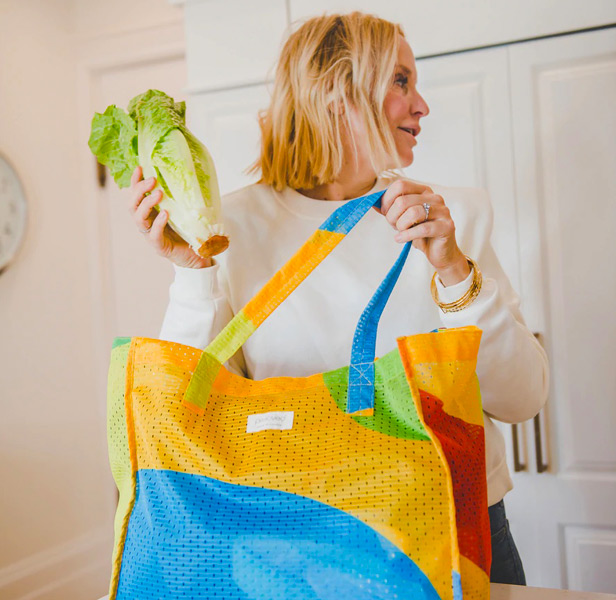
[
  {"x1": 409, "y1": 46, "x2": 521, "y2": 293},
  {"x1": 505, "y1": 27, "x2": 616, "y2": 592}
]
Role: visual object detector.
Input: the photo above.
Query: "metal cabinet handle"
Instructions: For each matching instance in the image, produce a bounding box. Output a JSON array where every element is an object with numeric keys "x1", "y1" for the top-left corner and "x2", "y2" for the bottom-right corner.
[
  {"x1": 510, "y1": 332, "x2": 550, "y2": 474},
  {"x1": 533, "y1": 413, "x2": 549, "y2": 473},
  {"x1": 511, "y1": 423, "x2": 527, "y2": 472},
  {"x1": 533, "y1": 332, "x2": 549, "y2": 473}
]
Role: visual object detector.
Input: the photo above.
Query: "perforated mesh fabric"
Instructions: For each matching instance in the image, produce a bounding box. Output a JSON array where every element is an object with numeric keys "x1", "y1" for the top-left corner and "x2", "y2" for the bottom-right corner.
[
  {"x1": 420, "y1": 392, "x2": 490, "y2": 573},
  {"x1": 107, "y1": 328, "x2": 490, "y2": 600}
]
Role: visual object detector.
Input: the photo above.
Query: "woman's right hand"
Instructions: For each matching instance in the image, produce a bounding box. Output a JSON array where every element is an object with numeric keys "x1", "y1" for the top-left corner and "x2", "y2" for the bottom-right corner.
[{"x1": 129, "y1": 166, "x2": 213, "y2": 268}]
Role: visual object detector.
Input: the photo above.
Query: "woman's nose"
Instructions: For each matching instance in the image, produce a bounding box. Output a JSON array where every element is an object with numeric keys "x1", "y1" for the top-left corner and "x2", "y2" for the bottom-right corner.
[{"x1": 411, "y1": 91, "x2": 430, "y2": 118}]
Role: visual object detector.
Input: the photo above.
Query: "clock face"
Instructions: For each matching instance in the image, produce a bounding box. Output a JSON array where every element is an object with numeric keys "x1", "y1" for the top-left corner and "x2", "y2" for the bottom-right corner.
[{"x1": 0, "y1": 155, "x2": 28, "y2": 272}]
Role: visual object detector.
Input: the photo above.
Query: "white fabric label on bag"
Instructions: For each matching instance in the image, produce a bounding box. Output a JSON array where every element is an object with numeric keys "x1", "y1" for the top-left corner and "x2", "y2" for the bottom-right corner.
[{"x1": 246, "y1": 411, "x2": 294, "y2": 433}]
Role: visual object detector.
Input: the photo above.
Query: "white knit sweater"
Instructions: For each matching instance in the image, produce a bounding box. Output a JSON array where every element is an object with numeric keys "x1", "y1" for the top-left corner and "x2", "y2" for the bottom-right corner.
[{"x1": 159, "y1": 174, "x2": 549, "y2": 507}]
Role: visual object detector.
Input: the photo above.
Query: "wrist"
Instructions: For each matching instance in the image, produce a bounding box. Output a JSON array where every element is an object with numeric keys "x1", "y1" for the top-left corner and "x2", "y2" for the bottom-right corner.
[
  {"x1": 436, "y1": 252, "x2": 471, "y2": 287},
  {"x1": 173, "y1": 256, "x2": 214, "y2": 269},
  {"x1": 431, "y1": 255, "x2": 482, "y2": 313}
]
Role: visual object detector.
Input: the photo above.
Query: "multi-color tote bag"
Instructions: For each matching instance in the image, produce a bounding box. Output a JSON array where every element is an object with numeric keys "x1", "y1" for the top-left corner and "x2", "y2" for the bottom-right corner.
[{"x1": 106, "y1": 188, "x2": 491, "y2": 600}]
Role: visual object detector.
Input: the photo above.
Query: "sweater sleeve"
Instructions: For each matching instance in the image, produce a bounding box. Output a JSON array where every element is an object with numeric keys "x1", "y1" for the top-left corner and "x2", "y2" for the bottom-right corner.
[
  {"x1": 434, "y1": 188, "x2": 549, "y2": 424},
  {"x1": 158, "y1": 258, "x2": 248, "y2": 378}
]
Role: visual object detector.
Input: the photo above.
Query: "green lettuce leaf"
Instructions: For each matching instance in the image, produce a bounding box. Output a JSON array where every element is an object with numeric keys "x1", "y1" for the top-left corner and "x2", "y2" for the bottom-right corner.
[{"x1": 87, "y1": 105, "x2": 138, "y2": 189}]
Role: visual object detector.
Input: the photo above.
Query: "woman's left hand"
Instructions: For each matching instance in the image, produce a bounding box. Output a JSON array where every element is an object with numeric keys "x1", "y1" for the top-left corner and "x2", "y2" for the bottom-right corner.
[{"x1": 375, "y1": 179, "x2": 470, "y2": 286}]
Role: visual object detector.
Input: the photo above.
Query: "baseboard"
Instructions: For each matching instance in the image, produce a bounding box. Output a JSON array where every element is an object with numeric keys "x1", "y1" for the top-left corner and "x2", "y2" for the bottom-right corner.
[{"x1": 0, "y1": 527, "x2": 112, "y2": 600}]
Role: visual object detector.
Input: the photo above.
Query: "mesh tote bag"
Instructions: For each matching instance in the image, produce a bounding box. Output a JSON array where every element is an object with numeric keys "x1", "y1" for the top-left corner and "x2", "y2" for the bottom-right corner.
[{"x1": 106, "y1": 187, "x2": 491, "y2": 600}]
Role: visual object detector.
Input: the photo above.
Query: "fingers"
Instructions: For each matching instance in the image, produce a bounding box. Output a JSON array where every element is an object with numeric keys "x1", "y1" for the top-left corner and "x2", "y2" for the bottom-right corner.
[
  {"x1": 380, "y1": 179, "x2": 434, "y2": 215},
  {"x1": 128, "y1": 166, "x2": 174, "y2": 256},
  {"x1": 132, "y1": 189, "x2": 161, "y2": 235},
  {"x1": 130, "y1": 176, "x2": 157, "y2": 214},
  {"x1": 128, "y1": 166, "x2": 161, "y2": 232},
  {"x1": 130, "y1": 165, "x2": 142, "y2": 187},
  {"x1": 148, "y1": 209, "x2": 169, "y2": 247},
  {"x1": 393, "y1": 208, "x2": 455, "y2": 243},
  {"x1": 393, "y1": 201, "x2": 439, "y2": 231},
  {"x1": 383, "y1": 191, "x2": 443, "y2": 229},
  {"x1": 378, "y1": 179, "x2": 455, "y2": 243}
]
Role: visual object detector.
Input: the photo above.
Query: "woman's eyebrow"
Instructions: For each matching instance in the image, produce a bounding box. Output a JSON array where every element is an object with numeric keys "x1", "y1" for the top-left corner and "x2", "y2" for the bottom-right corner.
[{"x1": 396, "y1": 64, "x2": 417, "y2": 81}]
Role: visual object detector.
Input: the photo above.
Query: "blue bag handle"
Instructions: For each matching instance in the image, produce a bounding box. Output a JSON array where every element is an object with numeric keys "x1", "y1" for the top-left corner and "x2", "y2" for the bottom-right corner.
[{"x1": 346, "y1": 233, "x2": 412, "y2": 413}]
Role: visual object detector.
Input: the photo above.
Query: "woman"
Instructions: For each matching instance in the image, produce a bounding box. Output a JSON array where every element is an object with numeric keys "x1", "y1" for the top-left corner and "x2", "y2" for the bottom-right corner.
[{"x1": 129, "y1": 11, "x2": 548, "y2": 586}]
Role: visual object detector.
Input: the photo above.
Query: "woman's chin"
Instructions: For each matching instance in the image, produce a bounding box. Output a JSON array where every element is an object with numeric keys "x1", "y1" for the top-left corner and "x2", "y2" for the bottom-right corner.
[
  {"x1": 396, "y1": 151, "x2": 414, "y2": 169},
  {"x1": 384, "y1": 148, "x2": 414, "y2": 170}
]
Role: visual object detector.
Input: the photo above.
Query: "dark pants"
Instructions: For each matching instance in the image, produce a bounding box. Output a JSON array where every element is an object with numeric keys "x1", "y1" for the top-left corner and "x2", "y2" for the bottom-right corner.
[{"x1": 488, "y1": 499, "x2": 527, "y2": 585}]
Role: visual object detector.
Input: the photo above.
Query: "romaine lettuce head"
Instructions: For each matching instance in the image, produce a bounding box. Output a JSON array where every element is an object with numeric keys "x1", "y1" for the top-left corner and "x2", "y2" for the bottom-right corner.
[{"x1": 88, "y1": 89, "x2": 227, "y2": 258}]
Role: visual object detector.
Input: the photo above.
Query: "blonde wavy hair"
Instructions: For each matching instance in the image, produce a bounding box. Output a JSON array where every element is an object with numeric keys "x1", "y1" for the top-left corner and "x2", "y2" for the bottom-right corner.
[{"x1": 246, "y1": 11, "x2": 406, "y2": 191}]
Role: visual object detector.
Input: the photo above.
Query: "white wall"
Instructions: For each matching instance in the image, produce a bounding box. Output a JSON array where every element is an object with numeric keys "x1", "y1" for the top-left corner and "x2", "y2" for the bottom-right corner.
[
  {"x1": 0, "y1": 0, "x2": 184, "y2": 597},
  {"x1": 70, "y1": 0, "x2": 181, "y2": 38},
  {"x1": 0, "y1": 0, "x2": 106, "y2": 561}
]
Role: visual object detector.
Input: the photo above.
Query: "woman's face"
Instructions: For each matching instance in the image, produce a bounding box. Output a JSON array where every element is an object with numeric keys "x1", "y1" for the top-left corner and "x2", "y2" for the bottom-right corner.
[
  {"x1": 342, "y1": 36, "x2": 430, "y2": 174},
  {"x1": 383, "y1": 36, "x2": 430, "y2": 168}
]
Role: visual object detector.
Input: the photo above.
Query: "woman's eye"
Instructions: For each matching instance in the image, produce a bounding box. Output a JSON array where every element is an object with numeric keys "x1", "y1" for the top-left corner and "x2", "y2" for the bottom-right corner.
[{"x1": 395, "y1": 75, "x2": 409, "y2": 88}]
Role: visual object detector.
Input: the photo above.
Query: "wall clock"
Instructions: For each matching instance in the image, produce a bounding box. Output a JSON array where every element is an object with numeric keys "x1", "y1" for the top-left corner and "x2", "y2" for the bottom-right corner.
[{"x1": 0, "y1": 154, "x2": 28, "y2": 274}]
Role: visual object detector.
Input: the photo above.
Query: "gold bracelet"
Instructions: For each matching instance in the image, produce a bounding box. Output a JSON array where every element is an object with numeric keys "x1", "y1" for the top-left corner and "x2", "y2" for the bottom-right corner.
[{"x1": 430, "y1": 256, "x2": 482, "y2": 313}]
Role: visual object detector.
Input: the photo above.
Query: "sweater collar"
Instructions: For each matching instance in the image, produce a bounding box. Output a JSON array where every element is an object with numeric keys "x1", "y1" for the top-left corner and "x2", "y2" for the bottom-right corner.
[{"x1": 274, "y1": 175, "x2": 395, "y2": 220}]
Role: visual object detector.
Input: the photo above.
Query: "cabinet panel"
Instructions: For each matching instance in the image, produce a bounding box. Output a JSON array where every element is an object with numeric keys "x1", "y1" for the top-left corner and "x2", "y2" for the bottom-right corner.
[{"x1": 565, "y1": 526, "x2": 616, "y2": 594}]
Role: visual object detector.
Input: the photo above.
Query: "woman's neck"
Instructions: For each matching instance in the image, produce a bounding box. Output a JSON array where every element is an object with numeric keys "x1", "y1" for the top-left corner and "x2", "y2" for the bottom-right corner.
[{"x1": 296, "y1": 171, "x2": 378, "y2": 201}]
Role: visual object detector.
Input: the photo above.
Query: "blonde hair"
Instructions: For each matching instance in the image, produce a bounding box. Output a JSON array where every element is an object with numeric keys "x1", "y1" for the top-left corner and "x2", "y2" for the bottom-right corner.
[{"x1": 246, "y1": 11, "x2": 406, "y2": 191}]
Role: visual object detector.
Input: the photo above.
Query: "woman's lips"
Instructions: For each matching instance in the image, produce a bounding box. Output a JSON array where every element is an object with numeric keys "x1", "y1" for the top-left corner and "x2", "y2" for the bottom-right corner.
[{"x1": 398, "y1": 127, "x2": 417, "y2": 141}]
